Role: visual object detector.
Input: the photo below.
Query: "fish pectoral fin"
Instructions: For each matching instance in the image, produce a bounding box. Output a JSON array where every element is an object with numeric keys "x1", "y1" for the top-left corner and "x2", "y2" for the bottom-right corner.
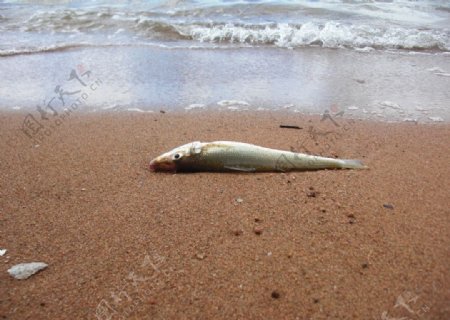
[{"x1": 224, "y1": 165, "x2": 256, "y2": 172}]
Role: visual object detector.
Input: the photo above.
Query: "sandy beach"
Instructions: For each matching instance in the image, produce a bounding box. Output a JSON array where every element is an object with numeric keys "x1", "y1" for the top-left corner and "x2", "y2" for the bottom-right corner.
[{"x1": 1, "y1": 111, "x2": 449, "y2": 319}]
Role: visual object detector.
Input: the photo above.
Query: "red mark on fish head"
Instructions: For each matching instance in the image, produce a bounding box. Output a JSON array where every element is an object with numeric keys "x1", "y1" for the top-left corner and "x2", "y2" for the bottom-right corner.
[{"x1": 149, "y1": 157, "x2": 176, "y2": 172}]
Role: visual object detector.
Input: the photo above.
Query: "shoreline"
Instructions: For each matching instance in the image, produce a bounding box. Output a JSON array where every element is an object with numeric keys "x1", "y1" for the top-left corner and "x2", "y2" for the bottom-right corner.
[
  {"x1": 7, "y1": 108, "x2": 450, "y2": 150},
  {"x1": 1, "y1": 45, "x2": 449, "y2": 122},
  {"x1": 1, "y1": 111, "x2": 449, "y2": 319}
]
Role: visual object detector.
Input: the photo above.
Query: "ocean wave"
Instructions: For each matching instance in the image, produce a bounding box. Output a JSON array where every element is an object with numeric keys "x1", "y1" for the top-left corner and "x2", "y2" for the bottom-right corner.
[
  {"x1": 178, "y1": 22, "x2": 450, "y2": 51},
  {"x1": 1, "y1": 21, "x2": 448, "y2": 56},
  {"x1": 0, "y1": 5, "x2": 449, "y2": 52}
]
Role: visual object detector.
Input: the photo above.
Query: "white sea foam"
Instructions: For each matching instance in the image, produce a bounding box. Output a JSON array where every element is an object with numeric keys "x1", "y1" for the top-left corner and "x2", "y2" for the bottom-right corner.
[
  {"x1": 434, "y1": 72, "x2": 450, "y2": 77},
  {"x1": 403, "y1": 118, "x2": 418, "y2": 123},
  {"x1": 427, "y1": 67, "x2": 446, "y2": 73},
  {"x1": 102, "y1": 104, "x2": 120, "y2": 110},
  {"x1": 428, "y1": 116, "x2": 444, "y2": 122},
  {"x1": 379, "y1": 101, "x2": 401, "y2": 110},
  {"x1": 0, "y1": 2, "x2": 448, "y2": 55},
  {"x1": 185, "y1": 104, "x2": 206, "y2": 110},
  {"x1": 217, "y1": 100, "x2": 250, "y2": 107},
  {"x1": 126, "y1": 108, "x2": 152, "y2": 113},
  {"x1": 179, "y1": 22, "x2": 450, "y2": 51}
]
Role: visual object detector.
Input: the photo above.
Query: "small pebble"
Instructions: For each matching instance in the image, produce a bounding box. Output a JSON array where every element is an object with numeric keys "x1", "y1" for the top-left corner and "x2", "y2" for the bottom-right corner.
[
  {"x1": 362, "y1": 263, "x2": 369, "y2": 269},
  {"x1": 313, "y1": 298, "x2": 320, "y2": 304},
  {"x1": 233, "y1": 230, "x2": 243, "y2": 236},
  {"x1": 235, "y1": 197, "x2": 244, "y2": 204},
  {"x1": 383, "y1": 204, "x2": 394, "y2": 210},
  {"x1": 306, "y1": 191, "x2": 317, "y2": 198},
  {"x1": 195, "y1": 253, "x2": 206, "y2": 260},
  {"x1": 271, "y1": 291, "x2": 280, "y2": 299},
  {"x1": 254, "y1": 218, "x2": 261, "y2": 223},
  {"x1": 160, "y1": 110, "x2": 166, "y2": 114},
  {"x1": 348, "y1": 214, "x2": 356, "y2": 224},
  {"x1": 254, "y1": 226, "x2": 263, "y2": 235}
]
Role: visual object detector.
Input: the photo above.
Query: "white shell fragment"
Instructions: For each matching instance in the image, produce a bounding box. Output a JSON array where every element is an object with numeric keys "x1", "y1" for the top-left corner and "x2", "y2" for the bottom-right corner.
[
  {"x1": 0, "y1": 249, "x2": 6, "y2": 256},
  {"x1": 8, "y1": 262, "x2": 48, "y2": 280}
]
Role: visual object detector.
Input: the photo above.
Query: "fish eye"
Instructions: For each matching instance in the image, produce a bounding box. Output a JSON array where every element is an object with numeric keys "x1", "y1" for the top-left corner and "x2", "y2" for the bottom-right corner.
[{"x1": 173, "y1": 153, "x2": 182, "y2": 160}]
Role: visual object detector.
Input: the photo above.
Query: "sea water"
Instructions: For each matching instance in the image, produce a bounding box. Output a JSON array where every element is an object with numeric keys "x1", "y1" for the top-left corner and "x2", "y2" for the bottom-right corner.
[{"x1": 0, "y1": 0, "x2": 449, "y2": 121}]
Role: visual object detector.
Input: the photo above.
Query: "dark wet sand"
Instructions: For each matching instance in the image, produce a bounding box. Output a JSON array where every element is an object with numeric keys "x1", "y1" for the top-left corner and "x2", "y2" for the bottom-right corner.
[{"x1": 1, "y1": 111, "x2": 449, "y2": 319}]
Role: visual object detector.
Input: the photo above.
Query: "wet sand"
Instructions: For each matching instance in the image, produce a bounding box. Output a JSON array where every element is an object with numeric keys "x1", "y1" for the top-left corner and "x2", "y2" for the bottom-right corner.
[{"x1": 1, "y1": 111, "x2": 449, "y2": 319}]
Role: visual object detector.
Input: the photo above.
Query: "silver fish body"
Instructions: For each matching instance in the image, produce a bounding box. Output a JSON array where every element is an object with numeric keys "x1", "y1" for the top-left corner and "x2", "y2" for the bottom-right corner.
[{"x1": 149, "y1": 141, "x2": 367, "y2": 172}]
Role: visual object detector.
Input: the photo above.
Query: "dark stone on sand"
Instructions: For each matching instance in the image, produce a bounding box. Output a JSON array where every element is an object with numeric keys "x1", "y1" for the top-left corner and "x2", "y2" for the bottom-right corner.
[
  {"x1": 233, "y1": 230, "x2": 243, "y2": 236},
  {"x1": 254, "y1": 226, "x2": 263, "y2": 235},
  {"x1": 271, "y1": 291, "x2": 280, "y2": 299},
  {"x1": 307, "y1": 191, "x2": 317, "y2": 198},
  {"x1": 348, "y1": 214, "x2": 356, "y2": 224}
]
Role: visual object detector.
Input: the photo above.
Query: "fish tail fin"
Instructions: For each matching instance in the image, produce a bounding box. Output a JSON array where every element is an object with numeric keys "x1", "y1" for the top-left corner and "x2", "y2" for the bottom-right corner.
[{"x1": 340, "y1": 159, "x2": 368, "y2": 170}]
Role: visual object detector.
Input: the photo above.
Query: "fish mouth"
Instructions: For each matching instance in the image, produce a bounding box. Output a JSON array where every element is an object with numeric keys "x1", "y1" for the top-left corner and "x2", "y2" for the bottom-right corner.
[{"x1": 149, "y1": 158, "x2": 176, "y2": 172}]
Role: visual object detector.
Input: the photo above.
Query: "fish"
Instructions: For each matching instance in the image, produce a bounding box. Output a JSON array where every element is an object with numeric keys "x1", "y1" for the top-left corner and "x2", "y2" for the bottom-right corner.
[{"x1": 149, "y1": 141, "x2": 368, "y2": 172}]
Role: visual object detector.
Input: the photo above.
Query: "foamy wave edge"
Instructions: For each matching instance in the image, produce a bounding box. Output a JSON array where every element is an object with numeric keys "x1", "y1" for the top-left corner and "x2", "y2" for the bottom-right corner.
[
  {"x1": 0, "y1": 43, "x2": 100, "y2": 57},
  {"x1": 2, "y1": 21, "x2": 449, "y2": 56},
  {"x1": 177, "y1": 22, "x2": 449, "y2": 51}
]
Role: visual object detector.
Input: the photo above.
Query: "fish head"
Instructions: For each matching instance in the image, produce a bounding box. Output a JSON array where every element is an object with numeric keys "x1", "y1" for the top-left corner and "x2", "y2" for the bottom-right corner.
[{"x1": 149, "y1": 141, "x2": 203, "y2": 172}]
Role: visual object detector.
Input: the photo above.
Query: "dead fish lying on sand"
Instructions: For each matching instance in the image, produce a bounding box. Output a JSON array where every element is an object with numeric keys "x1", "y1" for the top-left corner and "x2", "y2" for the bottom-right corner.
[{"x1": 149, "y1": 141, "x2": 367, "y2": 172}]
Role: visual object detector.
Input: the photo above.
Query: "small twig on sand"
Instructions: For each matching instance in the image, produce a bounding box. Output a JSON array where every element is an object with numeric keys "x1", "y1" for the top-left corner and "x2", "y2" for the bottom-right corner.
[{"x1": 279, "y1": 125, "x2": 302, "y2": 130}]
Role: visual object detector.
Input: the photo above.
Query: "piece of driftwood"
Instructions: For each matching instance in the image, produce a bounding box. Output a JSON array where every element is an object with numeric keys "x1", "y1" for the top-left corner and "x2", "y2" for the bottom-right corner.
[{"x1": 279, "y1": 125, "x2": 302, "y2": 129}]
